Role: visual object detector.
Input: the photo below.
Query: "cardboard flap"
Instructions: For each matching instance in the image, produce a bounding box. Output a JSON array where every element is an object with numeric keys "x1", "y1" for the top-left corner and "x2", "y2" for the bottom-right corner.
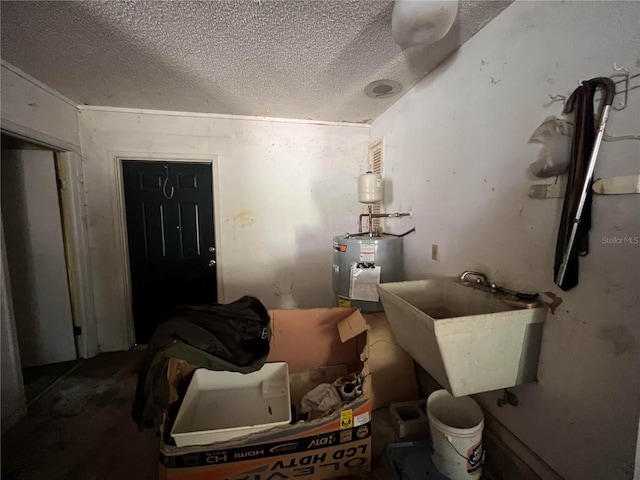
[
  {"x1": 337, "y1": 310, "x2": 369, "y2": 343},
  {"x1": 167, "y1": 358, "x2": 199, "y2": 405}
]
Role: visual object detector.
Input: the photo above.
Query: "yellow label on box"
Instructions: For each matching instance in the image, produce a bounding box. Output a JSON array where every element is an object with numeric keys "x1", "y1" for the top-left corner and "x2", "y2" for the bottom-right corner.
[
  {"x1": 340, "y1": 409, "x2": 353, "y2": 430},
  {"x1": 338, "y1": 296, "x2": 351, "y2": 308}
]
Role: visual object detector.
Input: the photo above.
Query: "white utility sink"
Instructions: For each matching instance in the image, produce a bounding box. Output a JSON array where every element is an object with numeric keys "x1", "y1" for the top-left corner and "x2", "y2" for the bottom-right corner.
[{"x1": 377, "y1": 277, "x2": 547, "y2": 397}]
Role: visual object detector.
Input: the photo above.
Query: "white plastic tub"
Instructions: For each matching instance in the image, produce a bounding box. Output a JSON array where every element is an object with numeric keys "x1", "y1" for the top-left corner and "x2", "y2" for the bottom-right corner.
[
  {"x1": 171, "y1": 362, "x2": 291, "y2": 447},
  {"x1": 377, "y1": 279, "x2": 547, "y2": 396}
]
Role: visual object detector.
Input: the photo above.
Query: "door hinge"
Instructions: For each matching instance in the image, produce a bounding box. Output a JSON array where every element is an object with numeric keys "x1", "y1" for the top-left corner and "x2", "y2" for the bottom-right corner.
[
  {"x1": 73, "y1": 326, "x2": 82, "y2": 336},
  {"x1": 57, "y1": 178, "x2": 67, "y2": 191}
]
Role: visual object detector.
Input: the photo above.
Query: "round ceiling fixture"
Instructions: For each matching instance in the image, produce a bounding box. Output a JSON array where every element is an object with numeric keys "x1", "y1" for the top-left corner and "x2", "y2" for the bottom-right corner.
[
  {"x1": 392, "y1": 0, "x2": 459, "y2": 48},
  {"x1": 364, "y1": 79, "x2": 403, "y2": 99}
]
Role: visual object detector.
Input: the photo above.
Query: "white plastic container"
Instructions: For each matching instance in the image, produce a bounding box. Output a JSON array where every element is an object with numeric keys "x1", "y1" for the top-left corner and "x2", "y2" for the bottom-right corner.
[
  {"x1": 358, "y1": 171, "x2": 383, "y2": 203},
  {"x1": 171, "y1": 363, "x2": 291, "y2": 447},
  {"x1": 427, "y1": 389, "x2": 484, "y2": 479}
]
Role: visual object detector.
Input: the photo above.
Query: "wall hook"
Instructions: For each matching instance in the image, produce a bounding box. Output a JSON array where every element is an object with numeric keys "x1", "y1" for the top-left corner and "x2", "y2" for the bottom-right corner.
[
  {"x1": 162, "y1": 164, "x2": 175, "y2": 200},
  {"x1": 612, "y1": 63, "x2": 630, "y2": 110},
  {"x1": 613, "y1": 62, "x2": 627, "y2": 71}
]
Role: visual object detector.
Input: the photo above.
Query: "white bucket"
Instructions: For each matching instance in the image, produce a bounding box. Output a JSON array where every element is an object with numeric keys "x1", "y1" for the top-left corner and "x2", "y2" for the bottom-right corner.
[{"x1": 427, "y1": 389, "x2": 484, "y2": 479}]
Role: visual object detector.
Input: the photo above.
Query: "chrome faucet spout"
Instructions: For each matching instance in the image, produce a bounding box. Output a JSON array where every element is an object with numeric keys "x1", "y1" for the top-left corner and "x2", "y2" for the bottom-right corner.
[
  {"x1": 459, "y1": 271, "x2": 498, "y2": 292},
  {"x1": 459, "y1": 271, "x2": 488, "y2": 284}
]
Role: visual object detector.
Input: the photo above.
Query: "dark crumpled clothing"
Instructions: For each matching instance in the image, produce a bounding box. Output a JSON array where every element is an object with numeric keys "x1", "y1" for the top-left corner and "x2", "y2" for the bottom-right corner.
[
  {"x1": 132, "y1": 296, "x2": 271, "y2": 429},
  {"x1": 138, "y1": 341, "x2": 268, "y2": 432}
]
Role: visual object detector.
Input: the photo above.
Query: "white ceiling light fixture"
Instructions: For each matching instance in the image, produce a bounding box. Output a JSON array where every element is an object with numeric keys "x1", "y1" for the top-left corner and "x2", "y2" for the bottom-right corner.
[
  {"x1": 365, "y1": 79, "x2": 403, "y2": 99},
  {"x1": 392, "y1": 0, "x2": 459, "y2": 48}
]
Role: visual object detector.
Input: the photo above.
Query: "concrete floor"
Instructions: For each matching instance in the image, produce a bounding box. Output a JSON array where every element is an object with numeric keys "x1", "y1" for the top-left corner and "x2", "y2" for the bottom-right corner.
[
  {"x1": 2, "y1": 351, "x2": 159, "y2": 480},
  {"x1": 1, "y1": 350, "x2": 399, "y2": 480},
  {"x1": 21, "y1": 359, "x2": 83, "y2": 404},
  {"x1": 1, "y1": 349, "x2": 541, "y2": 480}
]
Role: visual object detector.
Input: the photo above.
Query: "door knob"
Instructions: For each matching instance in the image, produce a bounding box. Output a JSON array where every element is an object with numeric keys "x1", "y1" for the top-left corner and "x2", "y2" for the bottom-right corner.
[
  {"x1": 208, "y1": 260, "x2": 216, "y2": 267},
  {"x1": 208, "y1": 247, "x2": 216, "y2": 253}
]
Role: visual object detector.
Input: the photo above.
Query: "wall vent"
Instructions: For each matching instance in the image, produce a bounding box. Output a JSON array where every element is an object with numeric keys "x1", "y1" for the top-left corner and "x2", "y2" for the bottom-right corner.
[{"x1": 368, "y1": 138, "x2": 384, "y2": 232}]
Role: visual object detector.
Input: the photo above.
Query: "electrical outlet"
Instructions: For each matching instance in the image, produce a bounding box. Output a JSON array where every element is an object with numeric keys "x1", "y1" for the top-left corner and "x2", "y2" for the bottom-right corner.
[{"x1": 431, "y1": 244, "x2": 438, "y2": 261}]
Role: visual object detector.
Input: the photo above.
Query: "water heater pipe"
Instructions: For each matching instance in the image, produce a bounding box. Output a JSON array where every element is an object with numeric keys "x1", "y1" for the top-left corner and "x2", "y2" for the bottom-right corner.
[{"x1": 358, "y1": 204, "x2": 411, "y2": 235}]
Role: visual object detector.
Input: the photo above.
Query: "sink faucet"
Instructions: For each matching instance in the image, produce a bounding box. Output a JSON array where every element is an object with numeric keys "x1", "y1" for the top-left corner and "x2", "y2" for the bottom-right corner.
[
  {"x1": 459, "y1": 271, "x2": 498, "y2": 292},
  {"x1": 459, "y1": 270, "x2": 540, "y2": 308}
]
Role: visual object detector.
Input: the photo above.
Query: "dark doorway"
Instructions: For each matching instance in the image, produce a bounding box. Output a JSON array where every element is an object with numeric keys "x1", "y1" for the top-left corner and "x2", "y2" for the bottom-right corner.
[{"x1": 122, "y1": 160, "x2": 217, "y2": 343}]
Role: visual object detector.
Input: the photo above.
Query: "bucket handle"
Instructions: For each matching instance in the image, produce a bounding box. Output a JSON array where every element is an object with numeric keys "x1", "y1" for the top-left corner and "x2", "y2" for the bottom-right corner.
[
  {"x1": 444, "y1": 436, "x2": 468, "y2": 460},
  {"x1": 444, "y1": 436, "x2": 486, "y2": 465}
]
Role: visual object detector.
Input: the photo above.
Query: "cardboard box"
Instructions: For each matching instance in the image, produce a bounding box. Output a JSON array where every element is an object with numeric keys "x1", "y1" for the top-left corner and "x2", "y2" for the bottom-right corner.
[{"x1": 159, "y1": 308, "x2": 417, "y2": 480}]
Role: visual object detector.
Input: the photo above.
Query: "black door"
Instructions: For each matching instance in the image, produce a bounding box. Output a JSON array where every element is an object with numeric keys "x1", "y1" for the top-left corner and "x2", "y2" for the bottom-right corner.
[{"x1": 122, "y1": 160, "x2": 217, "y2": 343}]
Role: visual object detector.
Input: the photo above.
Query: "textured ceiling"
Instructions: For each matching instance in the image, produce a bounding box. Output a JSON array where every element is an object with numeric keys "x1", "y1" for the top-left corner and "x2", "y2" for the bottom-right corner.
[{"x1": 1, "y1": 1, "x2": 510, "y2": 123}]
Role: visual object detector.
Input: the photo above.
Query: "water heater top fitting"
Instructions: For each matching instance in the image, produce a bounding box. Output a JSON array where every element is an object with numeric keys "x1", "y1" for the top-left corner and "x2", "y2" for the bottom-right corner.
[{"x1": 358, "y1": 171, "x2": 383, "y2": 204}]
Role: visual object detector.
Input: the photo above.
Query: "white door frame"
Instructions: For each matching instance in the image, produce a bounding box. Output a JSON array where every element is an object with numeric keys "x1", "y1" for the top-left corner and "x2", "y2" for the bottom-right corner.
[
  {"x1": 0, "y1": 128, "x2": 98, "y2": 360},
  {"x1": 56, "y1": 151, "x2": 98, "y2": 358},
  {"x1": 108, "y1": 152, "x2": 224, "y2": 346}
]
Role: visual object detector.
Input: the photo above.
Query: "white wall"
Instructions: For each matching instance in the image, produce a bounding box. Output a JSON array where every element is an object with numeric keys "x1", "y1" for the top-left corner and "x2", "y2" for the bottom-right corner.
[
  {"x1": 1, "y1": 62, "x2": 80, "y2": 151},
  {"x1": 371, "y1": 2, "x2": 640, "y2": 479},
  {"x1": 78, "y1": 108, "x2": 370, "y2": 352}
]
